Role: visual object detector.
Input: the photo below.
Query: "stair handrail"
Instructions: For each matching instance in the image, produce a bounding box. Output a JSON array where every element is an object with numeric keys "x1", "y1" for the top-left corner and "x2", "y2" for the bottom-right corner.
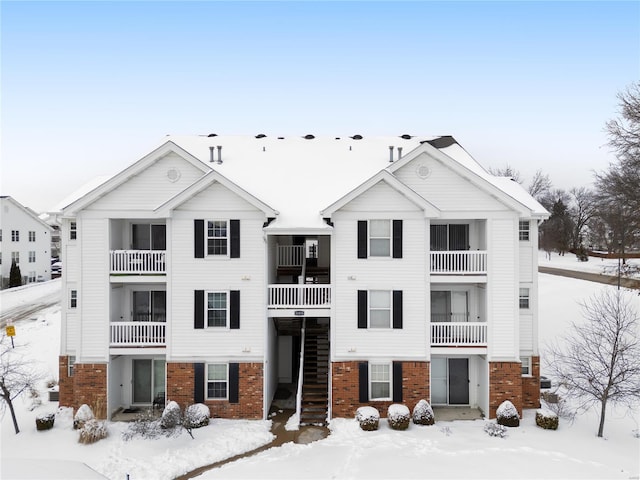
[{"x1": 294, "y1": 318, "x2": 306, "y2": 428}]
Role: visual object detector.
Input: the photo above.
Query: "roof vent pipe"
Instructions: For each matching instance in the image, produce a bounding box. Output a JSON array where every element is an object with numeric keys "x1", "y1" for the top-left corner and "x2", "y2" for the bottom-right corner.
[
  {"x1": 209, "y1": 146, "x2": 215, "y2": 163},
  {"x1": 397, "y1": 147, "x2": 403, "y2": 159},
  {"x1": 389, "y1": 146, "x2": 394, "y2": 163},
  {"x1": 217, "y1": 146, "x2": 222, "y2": 164}
]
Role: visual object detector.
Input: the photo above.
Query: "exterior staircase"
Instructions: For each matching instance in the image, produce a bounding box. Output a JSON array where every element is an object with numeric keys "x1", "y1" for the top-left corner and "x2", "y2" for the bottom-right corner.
[{"x1": 300, "y1": 319, "x2": 329, "y2": 426}]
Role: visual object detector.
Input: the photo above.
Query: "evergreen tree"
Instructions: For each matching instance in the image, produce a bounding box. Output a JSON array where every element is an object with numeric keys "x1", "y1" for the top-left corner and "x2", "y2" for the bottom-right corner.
[{"x1": 9, "y1": 261, "x2": 22, "y2": 288}]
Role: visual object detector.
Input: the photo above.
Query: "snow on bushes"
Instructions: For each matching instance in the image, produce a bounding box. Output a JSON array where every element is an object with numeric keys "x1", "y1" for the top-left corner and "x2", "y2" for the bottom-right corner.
[
  {"x1": 496, "y1": 400, "x2": 519, "y2": 427},
  {"x1": 160, "y1": 401, "x2": 182, "y2": 429},
  {"x1": 184, "y1": 403, "x2": 210, "y2": 429},
  {"x1": 356, "y1": 406, "x2": 380, "y2": 431},
  {"x1": 484, "y1": 422, "x2": 508, "y2": 438},
  {"x1": 78, "y1": 420, "x2": 108, "y2": 444},
  {"x1": 535, "y1": 408, "x2": 559, "y2": 430},
  {"x1": 412, "y1": 399, "x2": 434, "y2": 426},
  {"x1": 73, "y1": 404, "x2": 95, "y2": 430},
  {"x1": 35, "y1": 412, "x2": 55, "y2": 431},
  {"x1": 387, "y1": 404, "x2": 410, "y2": 430}
]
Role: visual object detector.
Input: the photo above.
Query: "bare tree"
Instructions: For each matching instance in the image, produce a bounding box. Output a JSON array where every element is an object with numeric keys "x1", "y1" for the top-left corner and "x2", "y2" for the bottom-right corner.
[
  {"x1": 545, "y1": 289, "x2": 640, "y2": 437},
  {"x1": 569, "y1": 187, "x2": 596, "y2": 250},
  {"x1": 528, "y1": 169, "x2": 552, "y2": 201},
  {"x1": 0, "y1": 335, "x2": 44, "y2": 434},
  {"x1": 488, "y1": 164, "x2": 523, "y2": 184}
]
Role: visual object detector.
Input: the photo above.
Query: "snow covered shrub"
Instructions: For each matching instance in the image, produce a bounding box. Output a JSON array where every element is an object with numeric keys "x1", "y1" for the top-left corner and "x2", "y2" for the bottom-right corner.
[
  {"x1": 387, "y1": 404, "x2": 410, "y2": 430},
  {"x1": 412, "y1": 399, "x2": 435, "y2": 426},
  {"x1": 35, "y1": 412, "x2": 55, "y2": 431},
  {"x1": 73, "y1": 404, "x2": 95, "y2": 430},
  {"x1": 160, "y1": 400, "x2": 182, "y2": 429},
  {"x1": 496, "y1": 400, "x2": 519, "y2": 427},
  {"x1": 78, "y1": 419, "x2": 108, "y2": 444},
  {"x1": 184, "y1": 403, "x2": 210, "y2": 429},
  {"x1": 541, "y1": 395, "x2": 575, "y2": 422},
  {"x1": 27, "y1": 387, "x2": 42, "y2": 411},
  {"x1": 356, "y1": 406, "x2": 380, "y2": 431},
  {"x1": 484, "y1": 422, "x2": 508, "y2": 438},
  {"x1": 122, "y1": 412, "x2": 163, "y2": 440},
  {"x1": 535, "y1": 408, "x2": 559, "y2": 430}
]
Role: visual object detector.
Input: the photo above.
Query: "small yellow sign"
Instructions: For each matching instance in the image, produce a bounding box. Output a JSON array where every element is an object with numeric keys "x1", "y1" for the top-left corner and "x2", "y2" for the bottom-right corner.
[{"x1": 5, "y1": 325, "x2": 16, "y2": 337}]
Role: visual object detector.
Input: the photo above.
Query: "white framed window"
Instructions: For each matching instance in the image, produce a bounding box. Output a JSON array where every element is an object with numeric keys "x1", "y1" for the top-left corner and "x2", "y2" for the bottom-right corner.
[
  {"x1": 369, "y1": 290, "x2": 391, "y2": 328},
  {"x1": 28, "y1": 231, "x2": 36, "y2": 242},
  {"x1": 519, "y1": 287, "x2": 530, "y2": 309},
  {"x1": 68, "y1": 355, "x2": 76, "y2": 377},
  {"x1": 369, "y1": 220, "x2": 391, "y2": 257},
  {"x1": 521, "y1": 356, "x2": 531, "y2": 376},
  {"x1": 370, "y1": 363, "x2": 391, "y2": 400},
  {"x1": 70, "y1": 222, "x2": 77, "y2": 240},
  {"x1": 28, "y1": 251, "x2": 36, "y2": 263},
  {"x1": 206, "y1": 220, "x2": 228, "y2": 256},
  {"x1": 206, "y1": 363, "x2": 228, "y2": 399},
  {"x1": 11, "y1": 230, "x2": 19, "y2": 242},
  {"x1": 28, "y1": 271, "x2": 36, "y2": 283},
  {"x1": 11, "y1": 251, "x2": 19, "y2": 264},
  {"x1": 70, "y1": 289, "x2": 78, "y2": 308},
  {"x1": 519, "y1": 220, "x2": 530, "y2": 241},
  {"x1": 207, "y1": 291, "x2": 228, "y2": 327}
]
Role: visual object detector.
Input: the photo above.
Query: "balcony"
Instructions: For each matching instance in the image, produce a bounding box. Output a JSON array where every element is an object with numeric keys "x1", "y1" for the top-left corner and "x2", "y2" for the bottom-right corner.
[
  {"x1": 110, "y1": 322, "x2": 166, "y2": 347},
  {"x1": 268, "y1": 285, "x2": 332, "y2": 317},
  {"x1": 430, "y1": 322, "x2": 487, "y2": 346},
  {"x1": 110, "y1": 250, "x2": 166, "y2": 275},
  {"x1": 430, "y1": 251, "x2": 487, "y2": 275}
]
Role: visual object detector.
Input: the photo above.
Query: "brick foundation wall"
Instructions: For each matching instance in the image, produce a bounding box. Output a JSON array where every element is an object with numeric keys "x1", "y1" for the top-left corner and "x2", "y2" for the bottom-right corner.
[
  {"x1": 166, "y1": 362, "x2": 263, "y2": 420},
  {"x1": 58, "y1": 356, "x2": 74, "y2": 409},
  {"x1": 489, "y1": 361, "x2": 522, "y2": 418},
  {"x1": 522, "y1": 356, "x2": 541, "y2": 409},
  {"x1": 72, "y1": 363, "x2": 108, "y2": 419},
  {"x1": 332, "y1": 361, "x2": 429, "y2": 418}
]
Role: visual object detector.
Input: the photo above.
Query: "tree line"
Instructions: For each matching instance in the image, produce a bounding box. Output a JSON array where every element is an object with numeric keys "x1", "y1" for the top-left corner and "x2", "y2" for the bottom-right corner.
[{"x1": 490, "y1": 82, "x2": 640, "y2": 259}]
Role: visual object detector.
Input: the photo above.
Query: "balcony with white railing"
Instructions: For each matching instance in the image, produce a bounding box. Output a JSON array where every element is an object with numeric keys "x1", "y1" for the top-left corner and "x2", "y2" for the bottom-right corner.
[
  {"x1": 110, "y1": 250, "x2": 166, "y2": 275},
  {"x1": 430, "y1": 322, "x2": 487, "y2": 347},
  {"x1": 110, "y1": 322, "x2": 166, "y2": 347},
  {"x1": 268, "y1": 285, "x2": 332, "y2": 310},
  {"x1": 430, "y1": 251, "x2": 487, "y2": 275}
]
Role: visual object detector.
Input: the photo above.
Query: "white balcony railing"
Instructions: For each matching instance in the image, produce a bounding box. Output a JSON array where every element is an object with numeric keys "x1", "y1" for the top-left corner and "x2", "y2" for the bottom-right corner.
[
  {"x1": 276, "y1": 245, "x2": 304, "y2": 267},
  {"x1": 110, "y1": 250, "x2": 166, "y2": 274},
  {"x1": 268, "y1": 285, "x2": 331, "y2": 308},
  {"x1": 110, "y1": 322, "x2": 166, "y2": 347},
  {"x1": 430, "y1": 322, "x2": 487, "y2": 346},
  {"x1": 430, "y1": 251, "x2": 487, "y2": 274}
]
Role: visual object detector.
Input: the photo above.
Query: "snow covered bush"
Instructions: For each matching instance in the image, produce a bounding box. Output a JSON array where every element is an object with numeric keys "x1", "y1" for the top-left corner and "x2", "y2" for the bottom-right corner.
[
  {"x1": 535, "y1": 408, "x2": 559, "y2": 430},
  {"x1": 184, "y1": 403, "x2": 210, "y2": 429},
  {"x1": 496, "y1": 400, "x2": 519, "y2": 427},
  {"x1": 73, "y1": 404, "x2": 95, "y2": 430},
  {"x1": 484, "y1": 422, "x2": 508, "y2": 438},
  {"x1": 122, "y1": 411, "x2": 163, "y2": 440},
  {"x1": 387, "y1": 404, "x2": 410, "y2": 430},
  {"x1": 78, "y1": 419, "x2": 108, "y2": 444},
  {"x1": 35, "y1": 412, "x2": 55, "y2": 431},
  {"x1": 412, "y1": 399, "x2": 435, "y2": 426},
  {"x1": 160, "y1": 400, "x2": 182, "y2": 429},
  {"x1": 355, "y1": 406, "x2": 379, "y2": 431}
]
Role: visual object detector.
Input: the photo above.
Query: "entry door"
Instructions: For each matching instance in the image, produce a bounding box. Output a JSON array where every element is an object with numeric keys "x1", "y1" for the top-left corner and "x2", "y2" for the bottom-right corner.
[
  {"x1": 448, "y1": 358, "x2": 469, "y2": 404},
  {"x1": 133, "y1": 359, "x2": 152, "y2": 403}
]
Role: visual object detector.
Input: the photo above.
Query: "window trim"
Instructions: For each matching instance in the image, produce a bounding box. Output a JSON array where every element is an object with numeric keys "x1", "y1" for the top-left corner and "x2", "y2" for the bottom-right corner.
[
  {"x1": 28, "y1": 251, "x2": 36, "y2": 263},
  {"x1": 69, "y1": 222, "x2": 77, "y2": 240},
  {"x1": 519, "y1": 220, "x2": 530, "y2": 241},
  {"x1": 521, "y1": 356, "x2": 532, "y2": 376},
  {"x1": 28, "y1": 231, "x2": 36, "y2": 242},
  {"x1": 206, "y1": 220, "x2": 229, "y2": 257},
  {"x1": 369, "y1": 363, "x2": 392, "y2": 401},
  {"x1": 11, "y1": 251, "x2": 19, "y2": 264},
  {"x1": 206, "y1": 363, "x2": 229, "y2": 400},
  {"x1": 369, "y1": 219, "x2": 391, "y2": 257},
  {"x1": 70, "y1": 289, "x2": 78, "y2": 309},
  {"x1": 68, "y1": 355, "x2": 76, "y2": 377},
  {"x1": 369, "y1": 290, "x2": 392, "y2": 328},
  {"x1": 11, "y1": 230, "x2": 19, "y2": 242},
  {"x1": 206, "y1": 291, "x2": 229, "y2": 328},
  {"x1": 519, "y1": 287, "x2": 530, "y2": 309}
]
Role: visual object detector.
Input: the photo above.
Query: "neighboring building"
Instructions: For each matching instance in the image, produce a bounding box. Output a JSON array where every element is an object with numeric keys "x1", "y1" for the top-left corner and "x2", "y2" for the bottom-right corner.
[
  {"x1": 58, "y1": 135, "x2": 548, "y2": 422},
  {"x1": 0, "y1": 196, "x2": 54, "y2": 288}
]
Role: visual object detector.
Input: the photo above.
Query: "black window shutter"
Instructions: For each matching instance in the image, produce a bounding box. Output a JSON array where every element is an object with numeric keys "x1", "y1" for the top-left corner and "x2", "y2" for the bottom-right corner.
[
  {"x1": 230, "y1": 290, "x2": 240, "y2": 329},
  {"x1": 229, "y1": 363, "x2": 239, "y2": 404},
  {"x1": 393, "y1": 290, "x2": 403, "y2": 329},
  {"x1": 393, "y1": 361, "x2": 403, "y2": 402},
  {"x1": 357, "y1": 290, "x2": 368, "y2": 329},
  {"x1": 230, "y1": 219, "x2": 240, "y2": 258},
  {"x1": 358, "y1": 362, "x2": 369, "y2": 403},
  {"x1": 194, "y1": 290, "x2": 205, "y2": 329},
  {"x1": 194, "y1": 220, "x2": 205, "y2": 258},
  {"x1": 357, "y1": 220, "x2": 367, "y2": 258},
  {"x1": 194, "y1": 363, "x2": 205, "y2": 403},
  {"x1": 393, "y1": 220, "x2": 403, "y2": 258}
]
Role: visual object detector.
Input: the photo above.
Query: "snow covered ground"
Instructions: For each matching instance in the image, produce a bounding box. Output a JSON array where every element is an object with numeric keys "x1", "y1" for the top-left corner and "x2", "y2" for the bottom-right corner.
[
  {"x1": 539, "y1": 250, "x2": 640, "y2": 278},
  {"x1": 1, "y1": 272, "x2": 639, "y2": 480}
]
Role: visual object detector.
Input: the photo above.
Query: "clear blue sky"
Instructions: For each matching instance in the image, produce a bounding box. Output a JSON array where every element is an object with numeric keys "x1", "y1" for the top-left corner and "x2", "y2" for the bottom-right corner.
[{"x1": 1, "y1": 1, "x2": 638, "y2": 212}]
